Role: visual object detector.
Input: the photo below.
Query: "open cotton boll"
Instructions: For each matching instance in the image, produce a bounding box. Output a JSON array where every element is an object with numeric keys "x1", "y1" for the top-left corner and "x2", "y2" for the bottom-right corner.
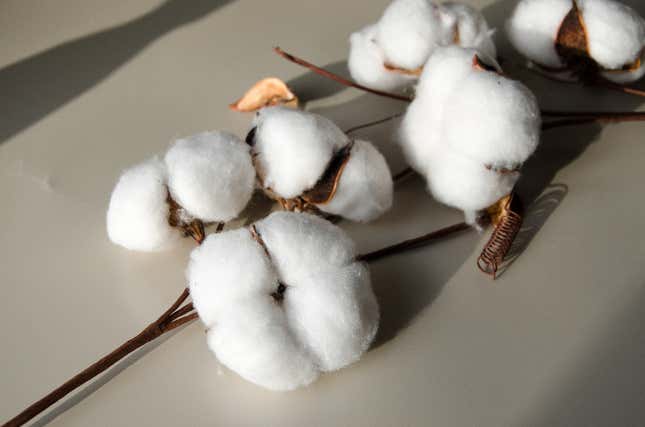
[
  {"x1": 106, "y1": 157, "x2": 180, "y2": 251},
  {"x1": 316, "y1": 140, "x2": 394, "y2": 222},
  {"x1": 440, "y1": 2, "x2": 497, "y2": 59},
  {"x1": 252, "y1": 107, "x2": 350, "y2": 199},
  {"x1": 399, "y1": 46, "x2": 487, "y2": 173},
  {"x1": 505, "y1": 0, "x2": 572, "y2": 69},
  {"x1": 348, "y1": 24, "x2": 418, "y2": 91},
  {"x1": 507, "y1": 0, "x2": 645, "y2": 82},
  {"x1": 187, "y1": 212, "x2": 378, "y2": 391},
  {"x1": 164, "y1": 131, "x2": 255, "y2": 223}
]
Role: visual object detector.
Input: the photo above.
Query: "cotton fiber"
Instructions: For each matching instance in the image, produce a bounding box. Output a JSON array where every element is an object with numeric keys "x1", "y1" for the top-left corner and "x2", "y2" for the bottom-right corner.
[
  {"x1": 506, "y1": 0, "x2": 645, "y2": 83},
  {"x1": 107, "y1": 157, "x2": 180, "y2": 251},
  {"x1": 187, "y1": 211, "x2": 379, "y2": 391},
  {"x1": 250, "y1": 107, "x2": 393, "y2": 222},
  {"x1": 316, "y1": 139, "x2": 394, "y2": 222},
  {"x1": 399, "y1": 46, "x2": 541, "y2": 224},
  {"x1": 165, "y1": 131, "x2": 255, "y2": 223},
  {"x1": 348, "y1": 0, "x2": 496, "y2": 90}
]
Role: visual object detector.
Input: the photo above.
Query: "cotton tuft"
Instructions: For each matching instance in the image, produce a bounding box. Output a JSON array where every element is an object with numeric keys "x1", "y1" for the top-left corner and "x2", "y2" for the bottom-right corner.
[
  {"x1": 348, "y1": 0, "x2": 496, "y2": 90},
  {"x1": 164, "y1": 131, "x2": 255, "y2": 222},
  {"x1": 106, "y1": 157, "x2": 180, "y2": 251},
  {"x1": 250, "y1": 107, "x2": 393, "y2": 222},
  {"x1": 187, "y1": 212, "x2": 379, "y2": 391},
  {"x1": 506, "y1": 0, "x2": 645, "y2": 83},
  {"x1": 399, "y1": 46, "x2": 541, "y2": 224}
]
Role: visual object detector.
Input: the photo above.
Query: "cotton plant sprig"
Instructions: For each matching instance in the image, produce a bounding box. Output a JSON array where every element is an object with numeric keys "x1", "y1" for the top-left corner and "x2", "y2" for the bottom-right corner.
[
  {"x1": 4, "y1": 208, "x2": 471, "y2": 426},
  {"x1": 507, "y1": 0, "x2": 645, "y2": 96}
]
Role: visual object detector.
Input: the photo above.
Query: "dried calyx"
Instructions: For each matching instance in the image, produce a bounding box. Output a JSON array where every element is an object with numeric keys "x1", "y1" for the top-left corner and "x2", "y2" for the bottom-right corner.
[{"x1": 229, "y1": 77, "x2": 299, "y2": 112}]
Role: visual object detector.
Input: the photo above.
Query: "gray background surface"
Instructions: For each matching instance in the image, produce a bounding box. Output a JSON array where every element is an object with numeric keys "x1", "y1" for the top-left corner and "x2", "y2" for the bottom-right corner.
[{"x1": 1, "y1": 0, "x2": 645, "y2": 426}]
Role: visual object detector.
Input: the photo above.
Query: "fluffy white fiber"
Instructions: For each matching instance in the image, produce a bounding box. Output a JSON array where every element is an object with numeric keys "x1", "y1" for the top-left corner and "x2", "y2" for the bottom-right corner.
[
  {"x1": 251, "y1": 107, "x2": 393, "y2": 222},
  {"x1": 507, "y1": 0, "x2": 645, "y2": 82},
  {"x1": 317, "y1": 139, "x2": 394, "y2": 222},
  {"x1": 399, "y1": 46, "x2": 541, "y2": 223},
  {"x1": 348, "y1": 24, "x2": 418, "y2": 91},
  {"x1": 106, "y1": 157, "x2": 180, "y2": 251},
  {"x1": 348, "y1": 0, "x2": 496, "y2": 90},
  {"x1": 165, "y1": 131, "x2": 255, "y2": 223},
  {"x1": 252, "y1": 107, "x2": 350, "y2": 199},
  {"x1": 188, "y1": 212, "x2": 379, "y2": 391}
]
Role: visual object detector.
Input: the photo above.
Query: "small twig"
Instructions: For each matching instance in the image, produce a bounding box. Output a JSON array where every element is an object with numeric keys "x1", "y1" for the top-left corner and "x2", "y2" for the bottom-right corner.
[
  {"x1": 542, "y1": 113, "x2": 645, "y2": 130},
  {"x1": 595, "y1": 80, "x2": 645, "y2": 98},
  {"x1": 273, "y1": 47, "x2": 413, "y2": 102},
  {"x1": 344, "y1": 112, "x2": 404, "y2": 134},
  {"x1": 357, "y1": 222, "x2": 472, "y2": 263},
  {"x1": 393, "y1": 167, "x2": 414, "y2": 183}
]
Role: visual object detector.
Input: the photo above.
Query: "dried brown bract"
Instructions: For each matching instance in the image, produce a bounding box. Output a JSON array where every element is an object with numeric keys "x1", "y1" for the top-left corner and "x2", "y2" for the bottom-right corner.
[{"x1": 229, "y1": 77, "x2": 298, "y2": 112}]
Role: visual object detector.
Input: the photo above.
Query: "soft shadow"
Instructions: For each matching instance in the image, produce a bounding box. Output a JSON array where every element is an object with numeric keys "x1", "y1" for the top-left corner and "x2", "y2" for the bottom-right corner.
[
  {"x1": 496, "y1": 183, "x2": 568, "y2": 278},
  {"x1": 0, "y1": 0, "x2": 233, "y2": 145},
  {"x1": 286, "y1": 61, "x2": 351, "y2": 104},
  {"x1": 30, "y1": 324, "x2": 193, "y2": 427},
  {"x1": 516, "y1": 284, "x2": 645, "y2": 427}
]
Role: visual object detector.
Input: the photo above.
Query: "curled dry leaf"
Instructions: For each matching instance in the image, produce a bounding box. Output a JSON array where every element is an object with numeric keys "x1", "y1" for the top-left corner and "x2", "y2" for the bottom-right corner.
[{"x1": 229, "y1": 77, "x2": 299, "y2": 112}]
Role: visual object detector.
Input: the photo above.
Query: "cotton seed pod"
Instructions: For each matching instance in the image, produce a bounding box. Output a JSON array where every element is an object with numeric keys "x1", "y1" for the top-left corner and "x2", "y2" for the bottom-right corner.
[
  {"x1": 348, "y1": 0, "x2": 496, "y2": 90},
  {"x1": 248, "y1": 107, "x2": 393, "y2": 222},
  {"x1": 187, "y1": 211, "x2": 379, "y2": 391},
  {"x1": 165, "y1": 131, "x2": 255, "y2": 223},
  {"x1": 399, "y1": 46, "x2": 541, "y2": 224},
  {"x1": 106, "y1": 157, "x2": 181, "y2": 251},
  {"x1": 506, "y1": 0, "x2": 645, "y2": 84}
]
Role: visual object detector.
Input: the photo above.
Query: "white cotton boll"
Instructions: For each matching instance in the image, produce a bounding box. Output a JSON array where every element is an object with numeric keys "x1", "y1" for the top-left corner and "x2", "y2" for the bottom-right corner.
[
  {"x1": 255, "y1": 212, "x2": 379, "y2": 371},
  {"x1": 425, "y1": 147, "x2": 519, "y2": 220},
  {"x1": 440, "y1": 2, "x2": 497, "y2": 59},
  {"x1": 399, "y1": 46, "x2": 492, "y2": 173},
  {"x1": 187, "y1": 212, "x2": 379, "y2": 391},
  {"x1": 106, "y1": 157, "x2": 180, "y2": 252},
  {"x1": 506, "y1": 0, "x2": 572, "y2": 68},
  {"x1": 442, "y1": 70, "x2": 541, "y2": 168},
  {"x1": 579, "y1": 0, "x2": 645, "y2": 70},
  {"x1": 348, "y1": 24, "x2": 418, "y2": 91},
  {"x1": 317, "y1": 140, "x2": 394, "y2": 222},
  {"x1": 252, "y1": 107, "x2": 350, "y2": 199},
  {"x1": 165, "y1": 131, "x2": 255, "y2": 223},
  {"x1": 376, "y1": 0, "x2": 442, "y2": 70}
]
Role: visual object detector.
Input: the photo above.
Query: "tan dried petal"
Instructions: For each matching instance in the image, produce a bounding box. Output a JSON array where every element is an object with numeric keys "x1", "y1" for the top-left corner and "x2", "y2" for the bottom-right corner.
[
  {"x1": 229, "y1": 77, "x2": 298, "y2": 112},
  {"x1": 383, "y1": 62, "x2": 424, "y2": 76},
  {"x1": 301, "y1": 142, "x2": 354, "y2": 205}
]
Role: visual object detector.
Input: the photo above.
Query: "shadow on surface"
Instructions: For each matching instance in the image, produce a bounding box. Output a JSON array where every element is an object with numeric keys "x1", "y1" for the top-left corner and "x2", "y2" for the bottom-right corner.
[
  {"x1": 0, "y1": 0, "x2": 233, "y2": 145},
  {"x1": 30, "y1": 325, "x2": 193, "y2": 427}
]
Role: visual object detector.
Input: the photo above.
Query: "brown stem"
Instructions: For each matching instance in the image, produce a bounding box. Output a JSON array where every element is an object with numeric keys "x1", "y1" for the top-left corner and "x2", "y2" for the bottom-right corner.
[
  {"x1": 274, "y1": 47, "x2": 412, "y2": 102},
  {"x1": 595, "y1": 80, "x2": 645, "y2": 98},
  {"x1": 357, "y1": 222, "x2": 472, "y2": 263},
  {"x1": 542, "y1": 113, "x2": 645, "y2": 130},
  {"x1": 541, "y1": 109, "x2": 645, "y2": 118},
  {"x1": 5, "y1": 220, "x2": 470, "y2": 426},
  {"x1": 393, "y1": 167, "x2": 414, "y2": 183},
  {"x1": 344, "y1": 112, "x2": 404, "y2": 134},
  {"x1": 2, "y1": 288, "x2": 194, "y2": 427}
]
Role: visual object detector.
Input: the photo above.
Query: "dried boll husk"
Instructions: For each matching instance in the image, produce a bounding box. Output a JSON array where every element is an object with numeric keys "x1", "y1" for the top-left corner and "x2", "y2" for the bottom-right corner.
[
  {"x1": 229, "y1": 77, "x2": 299, "y2": 112},
  {"x1": 165, "y1": 131, "x2": 256, "y2": 223},
  {"x1": 107, "y1": 157, "x2": 182, "y2": 251},
  {"x1": 249, "y1": 107, "x2": 393, "y2": 222},
  {"x1": 187, "y1": 211, "x2": 379, "y2": 391},
  {"x1": 348, "y1": 0, "x2": 496, "y2": 91},
  {"x1": 399, "y1": 46, "x2": 541, "y2": 225},
  {"x1": 506, "y1": 0, "x2": 645, "y2": 83}
]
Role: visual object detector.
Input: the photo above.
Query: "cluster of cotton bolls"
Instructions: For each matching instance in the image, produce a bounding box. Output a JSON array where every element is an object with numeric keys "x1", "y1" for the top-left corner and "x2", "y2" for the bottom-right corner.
[
  {"x1": 106, "y1": 131, "x2": 256, "y2": 251},
  {"x1": 399, "y1": 46, "x2": 541, "y2": 226},
  {"x1": 247, "y1": 106, "x2": 394, "y2": 222},
  {"x1": 507, "y1": 0, "x2": 645, "y2": 83},
  {"x1": 188, "y1": 211, "x2": 379, "y2": 391},
  {"x1": 348, "y1": 0, "x2": 496, "y2": 91}
]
